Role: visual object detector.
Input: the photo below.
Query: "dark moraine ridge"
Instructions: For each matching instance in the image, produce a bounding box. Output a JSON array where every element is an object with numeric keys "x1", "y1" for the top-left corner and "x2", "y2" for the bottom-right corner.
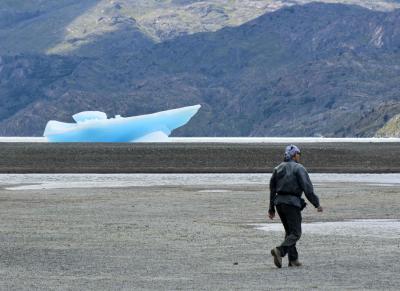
[{"x1": 0, "y1": 142, "x2": 399, "y2": 173}]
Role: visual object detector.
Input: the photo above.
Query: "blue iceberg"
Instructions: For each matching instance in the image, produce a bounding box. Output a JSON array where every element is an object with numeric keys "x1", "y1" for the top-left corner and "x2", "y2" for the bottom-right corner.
[{"x1": 44, "y1": 105, "x2": 201, "y2": 142}]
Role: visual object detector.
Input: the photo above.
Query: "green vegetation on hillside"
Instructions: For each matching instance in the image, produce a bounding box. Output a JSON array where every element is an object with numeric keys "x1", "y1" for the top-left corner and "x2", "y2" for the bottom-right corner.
[
  {"x1": 376, "y1": 114, "x2": 400, "y2": 137},
  {"x1": 1, "y1": 0, "x2": 400, "y2": 56}
]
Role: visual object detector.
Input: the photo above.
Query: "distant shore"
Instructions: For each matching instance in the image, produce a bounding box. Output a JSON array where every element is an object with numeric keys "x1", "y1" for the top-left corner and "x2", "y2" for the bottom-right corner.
[
  {"x1": 2, "y1": 137, "x2": 400, "y2": 143},
  {"x1": 0, "y1": 142, "x2": 400, "y2": 173}
]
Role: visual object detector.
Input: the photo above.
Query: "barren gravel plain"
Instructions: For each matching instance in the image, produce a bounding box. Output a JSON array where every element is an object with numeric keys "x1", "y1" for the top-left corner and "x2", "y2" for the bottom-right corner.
[{"x1": 0, "y1": 174, "x2": 399, "y2": 290}]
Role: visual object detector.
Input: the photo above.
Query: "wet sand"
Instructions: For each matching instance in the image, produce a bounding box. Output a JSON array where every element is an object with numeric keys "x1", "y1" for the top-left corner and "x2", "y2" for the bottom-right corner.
[
  {"x1": 0, "y1": 174, "x2": 399, "y2": 290},
  {"x1": 1, "y1": 142, "x2": 400, "y2": 173}
]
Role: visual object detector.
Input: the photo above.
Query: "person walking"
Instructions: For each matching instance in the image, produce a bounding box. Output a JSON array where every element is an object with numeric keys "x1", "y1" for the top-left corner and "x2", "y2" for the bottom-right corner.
[{"x1": 268, "y1": 145, "x2": 323, "y2": 268}]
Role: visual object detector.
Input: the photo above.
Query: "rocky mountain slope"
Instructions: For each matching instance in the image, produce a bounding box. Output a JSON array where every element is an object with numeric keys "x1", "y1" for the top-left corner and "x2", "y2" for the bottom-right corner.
[
  {"x1": 376, "y1": 113, "x2": 400, "y2": 137},
  {"x1": 0, "y1": 2, "x2": 400, "y2": 137},
  {"x1": 1, "y1": 0, "x2": 400, "y2": 56}
]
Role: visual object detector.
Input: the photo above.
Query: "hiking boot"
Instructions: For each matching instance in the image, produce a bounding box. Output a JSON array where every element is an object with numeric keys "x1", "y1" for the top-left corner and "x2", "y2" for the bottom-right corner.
[
  {"x1": 288, "y1": 260, "x2": 302, "y2": 267},
  {"x1": 271, "y1": 248, "x2": 282, "y2": 268}
]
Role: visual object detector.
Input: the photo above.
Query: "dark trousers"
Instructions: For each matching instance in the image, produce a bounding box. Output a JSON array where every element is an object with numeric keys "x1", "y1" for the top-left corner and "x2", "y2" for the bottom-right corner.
[{"x1": 276, "y1": 203, "x2": 302, "y2": 261}]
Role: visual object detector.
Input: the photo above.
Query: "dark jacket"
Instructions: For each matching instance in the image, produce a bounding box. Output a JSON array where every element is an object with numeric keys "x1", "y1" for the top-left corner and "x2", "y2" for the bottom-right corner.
[{"x1": 269, "y1": 160, "x2": 320, "y2": 212}]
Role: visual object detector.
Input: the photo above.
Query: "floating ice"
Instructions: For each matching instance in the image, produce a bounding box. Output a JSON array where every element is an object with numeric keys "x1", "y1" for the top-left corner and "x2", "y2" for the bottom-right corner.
[
  {"x1": 72, "y1": 111, "x2": 107, "y2": 123},
  {"x1": 43, "y1": 105, "x2": 201, "y2": 142}
]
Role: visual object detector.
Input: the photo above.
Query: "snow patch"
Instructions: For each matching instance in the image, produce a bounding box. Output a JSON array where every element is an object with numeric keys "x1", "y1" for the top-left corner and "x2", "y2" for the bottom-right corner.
[{"x1": 371, "y1": 26, "x2": 384, "y2": 48}]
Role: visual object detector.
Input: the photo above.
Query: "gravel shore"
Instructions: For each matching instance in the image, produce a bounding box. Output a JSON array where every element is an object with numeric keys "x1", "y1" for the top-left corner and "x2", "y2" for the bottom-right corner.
[{"x1": 0, "y1": 174, "x2": 399, "y2": 290}]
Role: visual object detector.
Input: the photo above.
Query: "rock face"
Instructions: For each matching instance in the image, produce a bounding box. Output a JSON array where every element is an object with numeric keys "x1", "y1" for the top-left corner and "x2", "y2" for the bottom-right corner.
[{"x1": 0, "y1": 2, "x2": 400, "y2": 137}]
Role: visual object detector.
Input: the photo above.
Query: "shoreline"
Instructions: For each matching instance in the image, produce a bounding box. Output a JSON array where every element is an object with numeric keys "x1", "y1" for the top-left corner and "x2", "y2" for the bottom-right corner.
[{"x1": 2, "y1": 137, "x2": 400, "y2": 143}]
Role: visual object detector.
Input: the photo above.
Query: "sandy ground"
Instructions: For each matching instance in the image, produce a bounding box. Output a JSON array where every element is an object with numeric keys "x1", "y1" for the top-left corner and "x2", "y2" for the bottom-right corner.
[{"x1": 0, "y1": 175, "x2": 399, "y2": 290}]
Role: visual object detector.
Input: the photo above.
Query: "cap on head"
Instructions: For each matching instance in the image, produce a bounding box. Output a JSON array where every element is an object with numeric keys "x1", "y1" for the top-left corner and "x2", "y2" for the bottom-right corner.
[{"x1": 284, "y1": 144, "x2": 301, "y2": 161}]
